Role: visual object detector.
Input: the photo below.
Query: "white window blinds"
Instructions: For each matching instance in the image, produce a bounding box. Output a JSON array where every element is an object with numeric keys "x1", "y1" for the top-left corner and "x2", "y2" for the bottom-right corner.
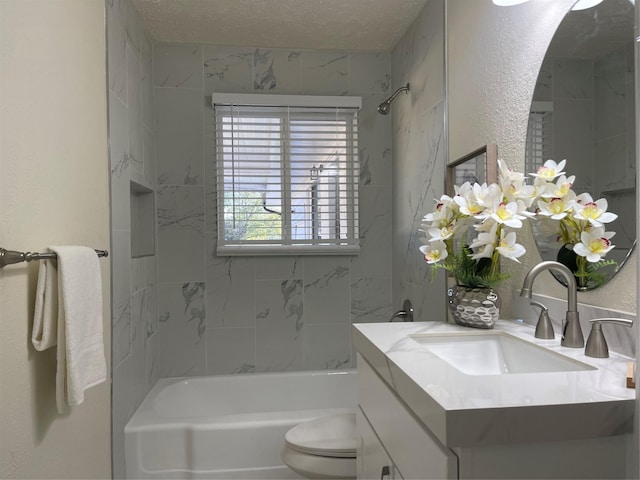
[
  {"x1": 212, "y1": 93, "x2": 361, "y2": 255},
  {"x1": 526, "y1": 101, "x2": 553, "y2": 175}
]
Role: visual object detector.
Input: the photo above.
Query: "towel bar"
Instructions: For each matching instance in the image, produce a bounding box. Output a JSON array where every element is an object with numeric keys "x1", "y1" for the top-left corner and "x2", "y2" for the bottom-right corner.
[{"x1": 0, "y1": 247, "x2": 109, "y2": 268}]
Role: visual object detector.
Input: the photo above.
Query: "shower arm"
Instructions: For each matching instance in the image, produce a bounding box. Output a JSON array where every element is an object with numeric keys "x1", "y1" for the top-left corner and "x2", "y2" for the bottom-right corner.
[{"x1": 385, "y1": 83, "x2": 410, "y2": 104}]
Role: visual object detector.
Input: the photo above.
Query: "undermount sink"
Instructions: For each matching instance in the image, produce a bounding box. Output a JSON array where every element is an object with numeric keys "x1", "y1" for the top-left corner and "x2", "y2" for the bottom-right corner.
[{"x1": 409, "y1": 332, "x2": 595, "y2": 375}]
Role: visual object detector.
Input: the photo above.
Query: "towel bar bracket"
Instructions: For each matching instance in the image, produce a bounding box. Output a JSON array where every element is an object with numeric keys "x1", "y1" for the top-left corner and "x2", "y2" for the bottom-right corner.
[{"x1": 0, "y1": 247, "x2": 108, "y2": 268}]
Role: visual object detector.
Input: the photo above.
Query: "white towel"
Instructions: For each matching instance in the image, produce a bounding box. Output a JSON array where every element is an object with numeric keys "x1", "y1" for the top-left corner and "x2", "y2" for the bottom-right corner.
[
  {"x1": 32, "y1": 257, "x2": 58, "y2": 351},
  {"x1": 32, "y1": 246, "x2": 107, "y2": 413}
]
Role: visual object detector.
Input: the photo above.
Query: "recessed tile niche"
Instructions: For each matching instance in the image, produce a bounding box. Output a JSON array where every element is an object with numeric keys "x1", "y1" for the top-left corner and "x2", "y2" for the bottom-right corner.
[{"x1": 130, "y1": 181, "x2": 155, "y2": 257}]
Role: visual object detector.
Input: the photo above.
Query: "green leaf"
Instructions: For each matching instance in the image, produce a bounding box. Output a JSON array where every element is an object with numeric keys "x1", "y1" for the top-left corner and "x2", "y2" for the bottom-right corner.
[{"x1": 432, "y1": 244, "x2": 510, "y2": 288}]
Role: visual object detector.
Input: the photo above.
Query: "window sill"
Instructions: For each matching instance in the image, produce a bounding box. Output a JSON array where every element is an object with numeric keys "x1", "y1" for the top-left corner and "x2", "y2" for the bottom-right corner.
[{"x1": 216, "y1": 244, "x2": 360, "y2": 256}]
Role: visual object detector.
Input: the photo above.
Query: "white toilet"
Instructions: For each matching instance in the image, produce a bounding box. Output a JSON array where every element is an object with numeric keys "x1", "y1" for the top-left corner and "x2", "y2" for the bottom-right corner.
[{"x1": 281, "y1": 412, "x2": 357, "y2": 479}]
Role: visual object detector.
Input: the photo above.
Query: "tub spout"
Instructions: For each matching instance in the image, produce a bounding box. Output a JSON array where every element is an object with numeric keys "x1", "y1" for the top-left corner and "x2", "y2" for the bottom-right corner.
[{"x1": 520, "y1": 261, "x2": 584, "y2": 348}]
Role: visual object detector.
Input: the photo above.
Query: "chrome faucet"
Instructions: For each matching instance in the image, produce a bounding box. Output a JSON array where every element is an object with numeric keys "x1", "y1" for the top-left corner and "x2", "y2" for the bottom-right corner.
[{"x1": 520, "y1": 261, "x2": 584, "y2": 348}]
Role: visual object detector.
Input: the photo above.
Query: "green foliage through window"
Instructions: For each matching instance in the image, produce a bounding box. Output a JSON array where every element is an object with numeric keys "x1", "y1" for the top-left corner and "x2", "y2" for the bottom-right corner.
[{"x1": 223, "y1": 191, "x2": 282, "y2": 241}]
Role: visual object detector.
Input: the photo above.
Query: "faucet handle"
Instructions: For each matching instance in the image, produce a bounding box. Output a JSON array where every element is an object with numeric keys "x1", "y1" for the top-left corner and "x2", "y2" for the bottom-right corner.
[
  {"x1": 585, "y1": 318, "x2": 633, "y2": 358},
  {"x1": 530, "y1": 301, "x2": 554, "y2": 339},
  {"x1": 389, "y1": 299, "x2": 413, "y2": 322},
  {"x1": 529, "y1": 300, "x2": 547, "y2": 313},
  {"x1": 589, "y1": 317, "x2": 633, "y2": 328}
]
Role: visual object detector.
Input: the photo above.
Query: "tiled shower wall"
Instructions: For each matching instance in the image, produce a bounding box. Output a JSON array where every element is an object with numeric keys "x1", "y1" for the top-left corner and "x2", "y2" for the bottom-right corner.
[
  {"x1": 107, "y1": 1, "x2": 158, "y2": 478},
  {"x1": 153, "y1": 45, "x2": 393, "y2": 376},
  {"x1": 391, "y1": 0, "x2": 446, "y2": 321},
  {"x1": 593, "y1": 46, "x2": 636, "y2": 251}
]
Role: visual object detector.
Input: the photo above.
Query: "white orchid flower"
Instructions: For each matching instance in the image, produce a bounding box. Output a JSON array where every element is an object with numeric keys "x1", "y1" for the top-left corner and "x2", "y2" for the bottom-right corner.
[
  {"x1": 473, "y1": 183, "x2": 502, "y2": 205},
  {"x1": 422, "y1": 198, "x2": 457, "y2": 225},
  {"x1": 503, "y1": 180, "x2": 537, "y2": 206},
  {"x1": 454, "y1": 181, "x2": 473, "y2": 198},
  {"x1": 521, "y1": 182, "x2": 546, "y2": 207},
  {"x1": 498, "y1": 159, "x2": 525, "y2": 185},
  {"x1": 469, "y1": 222, "x2": 498, "y2": 260},
  {"x1": 432, "y1": 194, "x2": 458, "y2": 213},
  {"x1": 422, "y1": 208, "x2": 447, "y2": 225},
  {"x1": 575, "y1": 192, "x2": 593, "y2": 205},
  {"x1": 489, "y1": 201, "x2": 525, "y2": 228},
  {"x1": 496, "y1": 230, "x2": 526, "y2": 262},
  {"x1": 537, "y1": 197, "x2": 574, "y2": 220},
  {"x1": 476, "y1": 182, "x2": 502, "y2": 206},
  {"x1": 530, "y1": 159, "x2": 567, "y2": 181},
  {"x1": 515, "y1": 199, "x2": 537, "y2": 218},
  {"x1": 573, "y1": 228, "x2": 615, "y2": 262},
  {"x1": 455, "y1": 183, "x2": 500, "y2": 219},
  {"x1": 540, "y1": 175, "x2": 575, "y2": 199},
  {"x1": 455, "y1": 192, "x2": 486, "y2": 217},
  {"x1": 573, "y1": 198, "x2": 618, "y2": 227},
  {"x1": 428, "y1": 224, "x2": 455, "y2": 242},
  {"x1": 419, "y1": 241, "x2": 448, "y2": 264}
]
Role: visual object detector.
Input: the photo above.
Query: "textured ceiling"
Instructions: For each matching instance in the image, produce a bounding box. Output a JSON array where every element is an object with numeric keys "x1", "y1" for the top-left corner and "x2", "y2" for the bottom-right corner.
[{"x1": 131, "y1": 0, "x2": 429, "y2": 51}]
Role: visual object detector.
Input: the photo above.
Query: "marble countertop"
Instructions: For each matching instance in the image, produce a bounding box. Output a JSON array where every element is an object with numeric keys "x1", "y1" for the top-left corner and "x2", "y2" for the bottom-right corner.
[{"x1": 352, "y1": 320, "x2": 636, "y2": 448}]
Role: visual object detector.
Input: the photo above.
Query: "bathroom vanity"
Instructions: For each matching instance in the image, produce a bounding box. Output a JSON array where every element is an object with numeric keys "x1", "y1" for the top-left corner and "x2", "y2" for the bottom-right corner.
[{"x1": 353, "y1": 320, "x2": 635, "y2": 479}]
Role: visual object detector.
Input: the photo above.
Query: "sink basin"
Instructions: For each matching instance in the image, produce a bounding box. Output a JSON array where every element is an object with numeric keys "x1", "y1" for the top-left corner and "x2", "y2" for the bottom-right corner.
[{"x1": 409, "y1": 332, "x2": 595, "y2": 375}]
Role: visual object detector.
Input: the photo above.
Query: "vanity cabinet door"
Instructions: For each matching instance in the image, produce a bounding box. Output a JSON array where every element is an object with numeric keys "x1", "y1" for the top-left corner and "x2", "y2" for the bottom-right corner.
[
  {"x1": 357, "y1": 406, "x2": 399, "y2": 480},
  {"x1": 357, "y1": 354, "x2": 457, "y2": 480}
]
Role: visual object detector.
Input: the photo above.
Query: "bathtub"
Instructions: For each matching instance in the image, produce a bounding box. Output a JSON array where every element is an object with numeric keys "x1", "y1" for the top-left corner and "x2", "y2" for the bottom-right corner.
[{"x1": 125, "y1": 369, "x2": 356, "y2": 479}]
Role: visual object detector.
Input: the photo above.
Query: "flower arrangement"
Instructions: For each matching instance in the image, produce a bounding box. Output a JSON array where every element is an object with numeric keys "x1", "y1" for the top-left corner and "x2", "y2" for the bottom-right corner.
[
  {"x1": 530, "y1": 159, "x2": 618, "y2": 288},
  {"x1": 419, "y1": 159, "x2": 618, "y2": 290}
]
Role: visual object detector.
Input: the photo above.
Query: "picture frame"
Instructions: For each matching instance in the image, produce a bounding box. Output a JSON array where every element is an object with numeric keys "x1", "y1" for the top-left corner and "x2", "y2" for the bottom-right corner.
[{"x1": 446, "y1": 144, "x2": 497, "y2": 196}]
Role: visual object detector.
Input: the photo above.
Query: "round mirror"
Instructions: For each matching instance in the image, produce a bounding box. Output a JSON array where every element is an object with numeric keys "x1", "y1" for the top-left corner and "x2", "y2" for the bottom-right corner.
[{"x1": 526, "y1": 0, "x2": 636, "y2": 290}]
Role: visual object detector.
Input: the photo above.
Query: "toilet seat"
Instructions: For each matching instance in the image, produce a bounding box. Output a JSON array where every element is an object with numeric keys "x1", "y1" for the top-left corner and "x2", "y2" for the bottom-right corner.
[
  {"x1": 282, "y1": 412, "x2": 357, "y2": 479},
  {"x1": 285, "y1": 412, "x2": 357, "y2": 458}
]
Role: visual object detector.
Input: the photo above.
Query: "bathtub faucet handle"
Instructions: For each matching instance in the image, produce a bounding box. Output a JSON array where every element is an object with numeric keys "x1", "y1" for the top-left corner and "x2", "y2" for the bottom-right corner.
[
  {"x1": 389, "y1": 299, "x2": 413, "y2": 322},
  {"x1": 380, "y1": 465, "x2": 390, "y2": 479}
]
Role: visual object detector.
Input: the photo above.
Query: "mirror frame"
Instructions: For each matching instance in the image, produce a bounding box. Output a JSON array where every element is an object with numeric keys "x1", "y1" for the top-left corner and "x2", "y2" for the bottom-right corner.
[{"x1": 446, "y1": 143, "x2": 497, "y2": 196}]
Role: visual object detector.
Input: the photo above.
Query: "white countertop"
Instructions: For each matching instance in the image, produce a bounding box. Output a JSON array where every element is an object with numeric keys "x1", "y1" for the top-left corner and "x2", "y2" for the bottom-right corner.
[{"x1": 352, "y1": 320, "x2": 636, "y2": 448}]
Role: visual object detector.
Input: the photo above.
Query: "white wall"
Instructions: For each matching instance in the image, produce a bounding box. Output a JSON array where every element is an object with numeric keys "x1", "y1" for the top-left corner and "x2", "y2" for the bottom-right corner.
[{"x1": 0, "y1": 1, "x2": 111, "y2": 478}]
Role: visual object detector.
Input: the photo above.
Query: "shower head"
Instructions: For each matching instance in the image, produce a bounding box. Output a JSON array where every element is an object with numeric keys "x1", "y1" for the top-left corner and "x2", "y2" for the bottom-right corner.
[
  {"x1": 377, "y1": 101, "x2": 392, "y2": 116},
  {"x1": 377, "y1": 83, "x2": 410, "y2": 115}
]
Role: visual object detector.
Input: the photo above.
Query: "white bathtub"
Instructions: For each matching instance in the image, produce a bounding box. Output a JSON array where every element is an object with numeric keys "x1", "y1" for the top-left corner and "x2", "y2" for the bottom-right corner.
[{"x1": 125, "y1": 369, "x2": 356, "y2": 479}]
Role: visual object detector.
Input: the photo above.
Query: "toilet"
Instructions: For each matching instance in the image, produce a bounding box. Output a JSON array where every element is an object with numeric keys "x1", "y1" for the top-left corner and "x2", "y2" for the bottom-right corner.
[{"x1": 281, "y1": 412, "x2": 357, "y2": 479}]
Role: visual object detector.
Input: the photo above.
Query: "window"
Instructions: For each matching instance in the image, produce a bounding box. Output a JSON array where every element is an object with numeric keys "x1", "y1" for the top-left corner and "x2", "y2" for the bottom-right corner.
[
  {"x1": 526, "y1": 101, "x2": 553, "y2": 174},
  {"x1": 213, "y1": 93, "x2": 361, "y2": 255}
]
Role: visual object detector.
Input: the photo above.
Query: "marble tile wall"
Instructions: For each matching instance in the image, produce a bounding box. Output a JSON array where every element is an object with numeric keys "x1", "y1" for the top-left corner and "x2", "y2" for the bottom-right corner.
[
  {"x1": 391, "y1": 0, "x2": 446, "y2": 322},
  {"x1": 153, "y1": 44, "x2": 393, "y2": 376},
  {"x1": 107, "y1": 1, "x2": 158, "y2": 478},
  {"x1": 534, "y1": 56, "x2": 601, "y2": 192},
  {"x1": 594, "y1": 46, "x2": 636, "y2": 250}
]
